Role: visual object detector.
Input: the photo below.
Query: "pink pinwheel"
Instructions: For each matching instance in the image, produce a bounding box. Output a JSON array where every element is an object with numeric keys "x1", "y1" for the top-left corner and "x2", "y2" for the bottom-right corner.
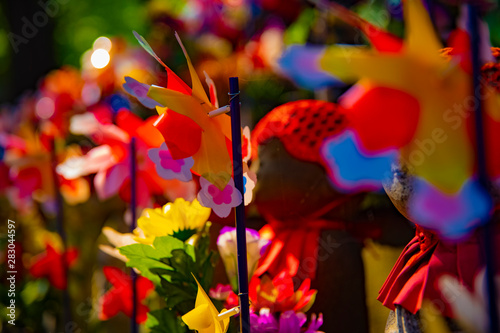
[{"x1": 35, "y1": 67, "x2": 84, "y2": 137}]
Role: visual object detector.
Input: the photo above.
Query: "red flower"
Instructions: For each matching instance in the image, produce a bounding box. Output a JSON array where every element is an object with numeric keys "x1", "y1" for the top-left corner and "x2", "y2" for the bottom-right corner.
[
  {"x1": 29, "y1": 243, "x2": 78, "y2": 289},
  {"x1": 99, "y1": 266, "x2": 154, "y2": 323},
  {"x1": 249, "y1": 270, "x2": 317, "y2": 313}
]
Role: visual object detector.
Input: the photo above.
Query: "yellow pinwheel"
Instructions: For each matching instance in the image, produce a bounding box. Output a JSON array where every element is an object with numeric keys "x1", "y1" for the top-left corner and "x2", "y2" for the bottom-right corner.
[{"x1": 182, "y1": 275, "x2": 239, "y2": 333}]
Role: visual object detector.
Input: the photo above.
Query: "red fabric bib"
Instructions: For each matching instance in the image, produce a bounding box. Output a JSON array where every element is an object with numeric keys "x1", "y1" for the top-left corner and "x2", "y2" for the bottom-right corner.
[{"x1": 378, "y1": 225, "x2": 500, "y2": 318}]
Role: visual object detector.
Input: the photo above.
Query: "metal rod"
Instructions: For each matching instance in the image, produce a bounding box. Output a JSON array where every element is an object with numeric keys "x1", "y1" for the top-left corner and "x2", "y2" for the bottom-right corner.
[
  {"x1": 229, "y1": 77, "x2": 250, "y2": 333},
  {"x1": 130, "y1": 137, "x2": 138, "y2": 333},
  {"x1": 468, "y1": 5, "x2": 499, "y2": 333}
]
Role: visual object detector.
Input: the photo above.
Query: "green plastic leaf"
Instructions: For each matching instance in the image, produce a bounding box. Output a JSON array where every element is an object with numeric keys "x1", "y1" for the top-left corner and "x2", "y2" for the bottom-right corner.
[
  {"x1": 486, "y1": 11, "x2": 500, "y2": 47},
  {"x1": 119, "y1": 236, "x2": 196, "y2": 285},
  {"x1": 169, "y1": 249, "x2": 195, "y2": 277},
  {"x1": 146, "y1": 309, "x2": 187, "y2": 333},
  {"x1": 120, "y1": 233, "x2": 218, "y2": 315},
  {"x1": 152, "y1": 236, "x2": 187, "y2": 256},
  {"x1": 160, "y1": 279, "x2": 196, "y2": 313},
  {"x1": 119, "y1": 243, "x2": 173, "y2": 285}
]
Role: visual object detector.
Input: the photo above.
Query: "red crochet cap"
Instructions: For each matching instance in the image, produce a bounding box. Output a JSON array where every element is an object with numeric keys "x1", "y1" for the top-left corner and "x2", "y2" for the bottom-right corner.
[
  {"x1": 482, "y1": 47, "x2": 500, "y2": 93},
  {"x1": 251, "y1": 100, "x2": 348, "y2": 164},
  {"x1": 441, "y1": 46, "x2": 500, "y2": 93}
]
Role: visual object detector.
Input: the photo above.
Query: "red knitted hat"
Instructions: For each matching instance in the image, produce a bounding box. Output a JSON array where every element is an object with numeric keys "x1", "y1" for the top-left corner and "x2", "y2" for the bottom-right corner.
[{"x1": 251, "y1": 99, "x2": 348, "y2": 164}]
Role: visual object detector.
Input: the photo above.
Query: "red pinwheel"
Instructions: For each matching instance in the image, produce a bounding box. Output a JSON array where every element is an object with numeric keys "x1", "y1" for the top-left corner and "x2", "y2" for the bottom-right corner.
[
  {"x1": 99, "y1": 266, "x2": 154, "y2": 323},
  {"x1": 59, "y1": 109, "x2": 184, "y2": 208},
  {"x1": 29, "y1": 243, "x2": 78, "y2": 290}
]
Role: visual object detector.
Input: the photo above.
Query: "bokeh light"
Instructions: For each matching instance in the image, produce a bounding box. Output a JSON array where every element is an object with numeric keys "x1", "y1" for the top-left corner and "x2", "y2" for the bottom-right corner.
[
  {"x1": 90, "y1": 49, "x2": 110, "y2": 69},
  {"x1": 35, "y1": 97, "x2": 55, "y2": 120},
  {"x1": 93, "y1": 36, "x2": 112, "y2": 52},
  {"x1": 81, "y1": 83, "x2": 102, "y2": 106}
]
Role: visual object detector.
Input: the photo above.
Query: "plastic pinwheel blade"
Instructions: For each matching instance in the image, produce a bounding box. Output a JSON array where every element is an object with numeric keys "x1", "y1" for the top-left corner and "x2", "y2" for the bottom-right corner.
[
  {"x1": 408, "y1": 178, "x2": 492, "y2": 240},
  {"x1": 320, "y1": 130, "x2": 397, "y2": 192},
  {"x1": 123, "y1": 76, "x2": 163, "y2": 109},
  {"x1": 278, "y1": 45, "x2": 346, "y2": 90}
]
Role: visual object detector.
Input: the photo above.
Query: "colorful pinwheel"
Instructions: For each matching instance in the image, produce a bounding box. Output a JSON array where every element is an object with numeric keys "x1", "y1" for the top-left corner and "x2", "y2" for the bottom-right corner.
[
  {"x1": 279, "y1": 0, "x2": 500, "y2": 240},
  {"x1": 124, "y1": 32, "x2": 252, "y2": 217}
]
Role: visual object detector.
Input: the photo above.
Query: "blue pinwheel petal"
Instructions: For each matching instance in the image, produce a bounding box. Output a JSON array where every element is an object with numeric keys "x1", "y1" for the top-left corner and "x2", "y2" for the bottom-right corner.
[
  {"x1": 278, "y1": 45, "x2": 344, "y2": 90},
  {"x1": 320, "y1": 130, "x2": 397, "y2": 192},
  {"x1": 408, "y1": 177, "x2": 492, "y2": 240}
]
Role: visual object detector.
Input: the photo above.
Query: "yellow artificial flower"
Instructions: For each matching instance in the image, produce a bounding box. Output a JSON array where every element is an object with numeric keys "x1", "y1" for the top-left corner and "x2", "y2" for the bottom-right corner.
[
  {"x1": 182, "y1": 275, "x2": 239, "y2": 333},
  {"x1": 134, "y1": 198, "x2": 211, "y2": 244}
]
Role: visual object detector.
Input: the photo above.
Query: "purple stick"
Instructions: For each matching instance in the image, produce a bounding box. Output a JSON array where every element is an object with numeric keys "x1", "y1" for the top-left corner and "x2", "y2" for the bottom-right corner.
[
  {"x1": 229, "y1": 77, "x2": 250, "y2": 333},
  {"x1": 50, "y1": 139, "x2": 72, "y2": 328},
  {"x1": 467, "y1": 5, "x2": 499, "y2": 333}
]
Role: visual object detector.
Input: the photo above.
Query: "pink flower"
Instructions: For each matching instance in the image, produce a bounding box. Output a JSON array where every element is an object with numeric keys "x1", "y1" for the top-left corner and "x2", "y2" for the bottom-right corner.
[
  {"x1": 209, "y1": 183, "x2": 233, "y2": 204},
  {"x1": 209, "y1": 283, "x2": 239, "y2": 309},
  {"x1": 148, "y1": 142, "x2": 194, "y2": 182},
  {"x1": 250, "y1": 309, "x2": 324, "y2": 333},
  {"x1": 209, "y1": 283, "x2": 233, "y2": 300},
  {"x1": 197, "y1": 176, "x2": 242, "y2": 218}
]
